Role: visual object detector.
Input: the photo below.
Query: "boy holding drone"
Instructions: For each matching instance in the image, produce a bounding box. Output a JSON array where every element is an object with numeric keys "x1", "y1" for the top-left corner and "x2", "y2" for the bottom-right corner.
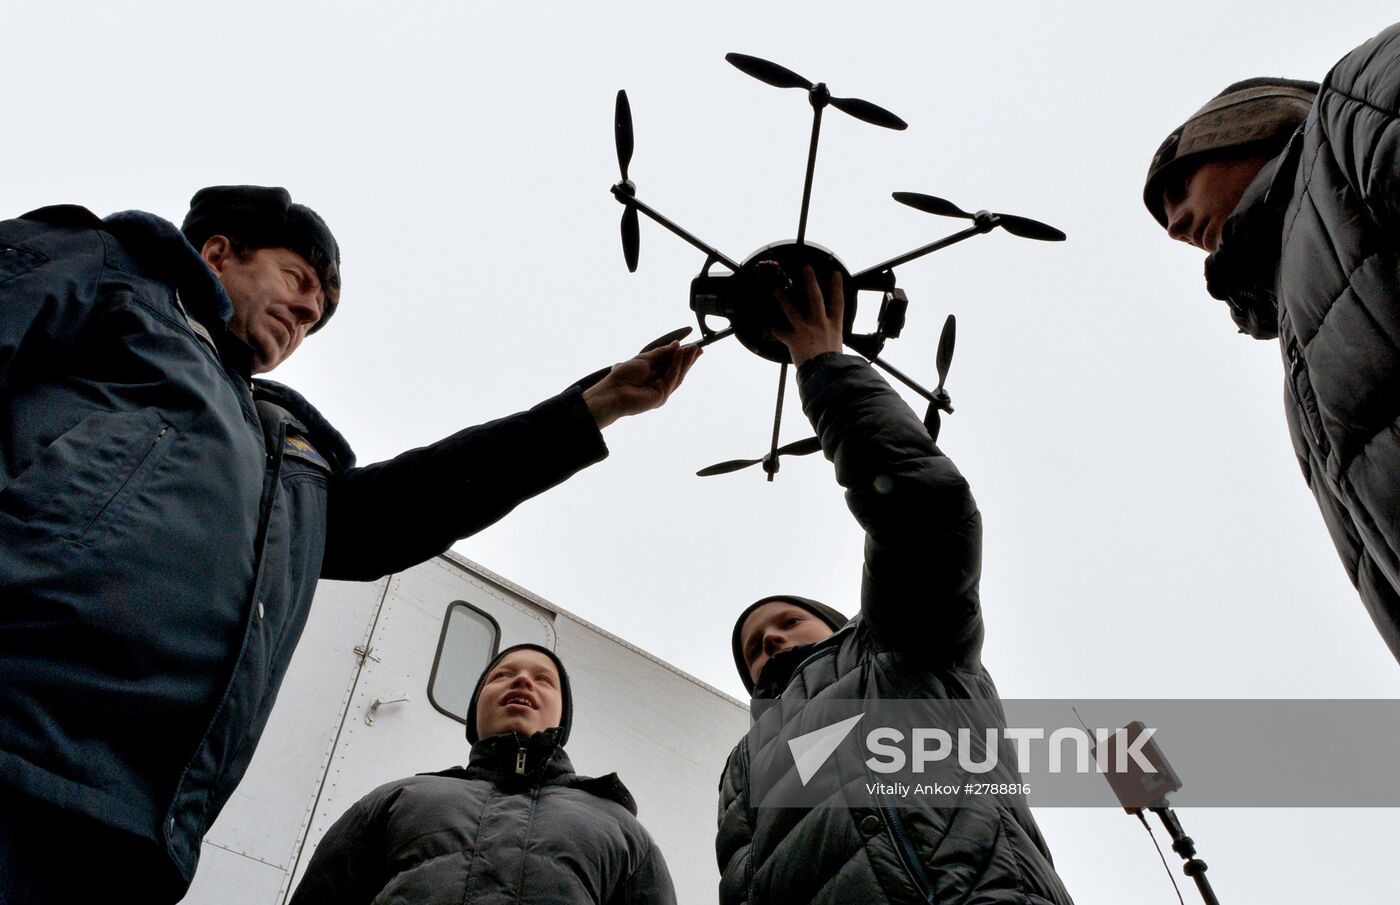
[{"x1": 716, "y1": 265, "x2": 1075, "y2": 904}]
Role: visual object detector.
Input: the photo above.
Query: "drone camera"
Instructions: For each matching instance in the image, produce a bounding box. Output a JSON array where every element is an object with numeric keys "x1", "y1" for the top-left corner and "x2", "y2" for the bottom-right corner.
[{"x1": 877, "y1": 289, "x2": 908, "y2": 339}]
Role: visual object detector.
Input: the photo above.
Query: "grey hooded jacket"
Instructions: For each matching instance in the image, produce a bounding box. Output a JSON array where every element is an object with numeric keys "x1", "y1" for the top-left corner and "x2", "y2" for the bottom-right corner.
[
  {"x1": 716, "y1": 354, "x2": 1073, "y2": 904},
  {"x1": 289, "y1": 728, "x2": 676, "y2": 904},
  {"x1": 1205, "y1": 23, "x2": 1400, "y2": 662}
]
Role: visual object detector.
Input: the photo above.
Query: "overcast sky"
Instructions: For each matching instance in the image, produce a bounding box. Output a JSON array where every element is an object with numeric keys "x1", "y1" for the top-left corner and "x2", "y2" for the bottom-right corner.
[{"x1": 9, "y1": 1, "x2": 1400, "y2": 901}]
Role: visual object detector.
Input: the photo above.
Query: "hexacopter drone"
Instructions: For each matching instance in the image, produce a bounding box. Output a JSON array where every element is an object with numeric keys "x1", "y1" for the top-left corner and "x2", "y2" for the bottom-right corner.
[{"x1": 610, "y1": 53, "x2": 1065, "y2": 480}]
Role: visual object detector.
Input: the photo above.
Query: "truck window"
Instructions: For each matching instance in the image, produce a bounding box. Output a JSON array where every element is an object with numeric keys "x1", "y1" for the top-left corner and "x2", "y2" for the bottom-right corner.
[{"x1": 427, "y1": 602, "x2": 500, "y2": 724}]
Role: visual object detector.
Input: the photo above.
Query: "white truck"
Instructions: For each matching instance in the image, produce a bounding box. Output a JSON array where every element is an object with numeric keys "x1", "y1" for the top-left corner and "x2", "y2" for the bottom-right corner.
[{"x1": 181, "y1": 551, "x2": 748, "y2": 904}]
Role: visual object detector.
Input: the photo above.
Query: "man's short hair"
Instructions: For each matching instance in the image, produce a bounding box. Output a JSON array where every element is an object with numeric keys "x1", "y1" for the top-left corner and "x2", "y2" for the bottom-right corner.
[
  {"x1": 182, "y1": 185, "x2": 342, "y2": 332},
  {"x1": 1143, "y1": 77, "x2": 1319, "y2": 227}
]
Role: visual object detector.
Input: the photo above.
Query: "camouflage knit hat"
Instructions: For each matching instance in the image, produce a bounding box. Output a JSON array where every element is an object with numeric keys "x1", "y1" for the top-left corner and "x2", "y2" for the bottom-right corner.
[
  {"x1": 1143, "y1": 78, "x2": 1318, "y2": 227},
  {"x1": 182, "y1": 185, "x2": 342, "y2": 332}
]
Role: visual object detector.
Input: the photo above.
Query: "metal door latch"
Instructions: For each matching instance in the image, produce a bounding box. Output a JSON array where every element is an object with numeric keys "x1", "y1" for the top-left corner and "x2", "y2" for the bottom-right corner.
[{"x1": 365, "y1": 693, "x2": 409, "y2": 725}]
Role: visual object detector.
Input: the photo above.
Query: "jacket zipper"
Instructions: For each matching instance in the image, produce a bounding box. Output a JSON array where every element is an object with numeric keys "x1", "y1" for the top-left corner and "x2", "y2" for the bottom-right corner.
[
  {"x1": 1285, "y1": 344, "x2": 1330, "y2": 455},
  {"x1": 516, "y1": 749, "x2": 528, "y2": 775},
  {"x1": 880, "y1": 799, "x2": 935, "y2": 903}
]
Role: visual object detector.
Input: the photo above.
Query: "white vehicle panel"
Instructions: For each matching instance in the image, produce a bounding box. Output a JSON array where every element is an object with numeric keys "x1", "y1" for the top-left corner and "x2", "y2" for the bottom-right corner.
[
  {"x1": 183, "y1": 576, "x2": 389, "y2": 903},
  {"x1": 183, "y1": 553, "x2": 744, "y2": 904}
]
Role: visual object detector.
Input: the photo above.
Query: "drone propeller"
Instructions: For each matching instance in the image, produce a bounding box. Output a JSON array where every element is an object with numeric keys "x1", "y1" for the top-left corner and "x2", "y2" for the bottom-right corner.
[
  {"x1": 615, "y1": 90, "x2": 641, "y2": 272},
  {"x1": 724, "y1": 52, "x2": 812, "y2": 90},
  {"x1": 615, "y1": 90, "x2": 634, "y2": 180},
  {"x1": 921, "y1": 314, "x2": 957, "y2": 440},
  {"x1": 638, "y1": 326, "x2": 693, "y2": 353},
  {"x1": 724, "y1": 53, "x2": 907, "y2": 131},
  {"x1": 935, "y1": 314, "x2": 955, "y2": 391},
  {"x1": 827, "y1": 95, "x2": 906, "y2": 131},
  {"x1": 893, "y1": 192, "x2": 1065, "y2": 242},
  {"x1": 696, "y1": 436, "x2": 823, "y2": 477}
]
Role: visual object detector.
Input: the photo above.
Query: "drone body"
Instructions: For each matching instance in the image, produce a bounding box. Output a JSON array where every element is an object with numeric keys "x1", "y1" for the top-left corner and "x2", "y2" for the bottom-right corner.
[{"x1": 610, "y1": 53, "x2": 1065, "y2": 479}]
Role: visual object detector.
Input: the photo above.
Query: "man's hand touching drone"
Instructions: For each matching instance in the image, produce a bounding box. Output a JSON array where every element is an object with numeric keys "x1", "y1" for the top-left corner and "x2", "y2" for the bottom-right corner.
[
  {"x1": 771, "y1": 264, "x2": 845, "y2": 366},
  {"x1": 583, "y1": 341, "x2": 702, "y2": 429}
]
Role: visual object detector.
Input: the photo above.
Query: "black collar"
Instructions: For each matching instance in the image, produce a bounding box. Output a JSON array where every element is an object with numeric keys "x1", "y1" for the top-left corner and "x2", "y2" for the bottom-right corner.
[{"x1": 1202, "y1": 134, "x2": 1304, "y2": 340}]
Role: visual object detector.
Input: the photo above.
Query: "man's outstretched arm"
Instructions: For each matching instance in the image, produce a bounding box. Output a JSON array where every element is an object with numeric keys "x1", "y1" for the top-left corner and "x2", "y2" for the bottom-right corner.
[
  {"x1": 321, "y1": 341, "x2": 700, "y2": 580},
  {"x1": 774, "y1": 267, "x2": 983, "y2": 668}
]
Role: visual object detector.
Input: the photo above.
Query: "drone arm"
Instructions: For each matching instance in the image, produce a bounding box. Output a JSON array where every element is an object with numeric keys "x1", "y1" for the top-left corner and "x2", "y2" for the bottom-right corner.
[
  {"x1": 763, "y1": 362, "x2": 789, "y2": 482},
  {"x1": 797, "y1": 353, "x2": 984, "y2": 667},
  {"x1": 795, "y1": 96, "x2": 826, "y2": 246},
  {"x1": 851, "y1": 223, "x2": 987, "y2": 282},
  {"x1": 610, "y1": 186, "x2": 741, "y2": 271},
  {"x1": 689, "y1": 325, "x2": 735, "y2": 349},
  {"x1": 864, "y1": 355, "x2": 935, "y2": 406}
]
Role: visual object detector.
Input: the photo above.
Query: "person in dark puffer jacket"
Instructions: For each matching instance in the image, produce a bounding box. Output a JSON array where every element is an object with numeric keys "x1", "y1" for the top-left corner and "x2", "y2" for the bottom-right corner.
[
  {"x1": 289, "y1": 643, "x2": 676, "y2": 905},
  {"x1": 1143, "y1": 22, "x2": 1400, "y2": 666},
  {"x1": 716, "y1": 267, "x2": 1074, "y2": 905}
]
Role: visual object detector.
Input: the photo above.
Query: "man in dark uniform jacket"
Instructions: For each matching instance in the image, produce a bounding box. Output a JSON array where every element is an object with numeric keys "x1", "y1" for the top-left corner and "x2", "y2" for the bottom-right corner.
[{"x1": 0, "y1": 186, "x2": 698, "y2": 902}]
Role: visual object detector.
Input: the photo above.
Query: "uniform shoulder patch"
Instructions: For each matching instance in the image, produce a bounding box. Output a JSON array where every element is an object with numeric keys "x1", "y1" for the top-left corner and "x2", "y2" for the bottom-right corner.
[{"x1": 284, "y1": 432, "x2": 331, "y2": 471}]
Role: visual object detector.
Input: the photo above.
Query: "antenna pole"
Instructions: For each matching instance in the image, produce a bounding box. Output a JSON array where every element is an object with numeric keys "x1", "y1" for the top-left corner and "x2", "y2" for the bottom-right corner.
[{"x1": 1150, "y1": 806, "x2": 1222, "y2": 905}]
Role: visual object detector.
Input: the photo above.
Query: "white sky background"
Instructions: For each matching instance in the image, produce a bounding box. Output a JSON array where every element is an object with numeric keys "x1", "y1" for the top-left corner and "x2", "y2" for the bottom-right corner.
[{"x1": 8, "y1": 1, "x2": 1400, "y2": 901}]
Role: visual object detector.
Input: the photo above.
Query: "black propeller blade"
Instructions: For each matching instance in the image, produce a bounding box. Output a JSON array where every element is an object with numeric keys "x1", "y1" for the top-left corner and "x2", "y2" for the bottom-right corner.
[
  {"x1": 621, "y1": 207, "x2": 640, "y2": 272},
  {"x1": 893, "y1": 192, "x2": 1065, "y2": 242},
  {"x1": 615, "y1": 90, "x2": 641, "y2": 272},
  {"x1": 828, "y1": 96, "x2": 907, "y2": 131},
  {"x1": 892, "y1": 192, "x2": 966, "y2": 218},
  {"x1": 724, "y1": 52, "x2": 811, "y2": 90},
  {"x1": 615, "y1": 90, "x2": 633, "y2": 181},
  {"x1": 935, "y1": 314, "x2": 955, "y2": 391},
  {"x1": 994, "y1": 214, "x2": 1065, "y2": 242},
  {"x1": 922, "y1": 314, "x2": 957, "y2": 441},
  {"x1": 725, "y1": 52, "x2": 906, "y2": 130},
  {"x1": 638, "y1": 326, "x2": 693, "y2": 354},
  {"x1": 696, "y1": 436, "x2": 822, "y2": 477}
]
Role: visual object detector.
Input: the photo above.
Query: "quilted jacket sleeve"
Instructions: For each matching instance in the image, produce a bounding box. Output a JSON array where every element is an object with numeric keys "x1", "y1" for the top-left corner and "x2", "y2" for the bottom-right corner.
[
  {"x1": 612, "y1": 834, "x2": 678, "y2": 905},
  {"x1": 797, "y1": 352, "x2": 983, "y2": 668},
  {"x1": 287, "y1": 789, "x2": 393, "y2": 905},
  {"x1": 1320, "y1": 23, "x2": 1400, "y2": 229}
]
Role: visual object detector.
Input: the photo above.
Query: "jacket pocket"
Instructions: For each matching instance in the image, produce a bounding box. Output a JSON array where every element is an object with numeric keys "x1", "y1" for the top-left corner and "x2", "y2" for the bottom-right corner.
[
  {"x1": 0, "y1": 408, "x2": 173, "y2": 543},
  {"x1": 0, "y1": 242, "x2": 47, "y2": 286}
]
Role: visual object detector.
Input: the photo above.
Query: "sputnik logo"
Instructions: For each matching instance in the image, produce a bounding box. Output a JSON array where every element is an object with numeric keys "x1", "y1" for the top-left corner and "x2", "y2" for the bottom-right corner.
[{"x1": 787, "y1": 713, "x2": 864, "y2": 785}]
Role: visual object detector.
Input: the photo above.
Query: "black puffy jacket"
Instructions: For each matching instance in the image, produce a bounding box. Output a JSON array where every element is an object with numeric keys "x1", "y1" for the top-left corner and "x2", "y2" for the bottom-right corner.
[
  {"x1": 0, "y1": 206, "x2": 608, "y2": 892},
  {"x1": 1206, "y1": 23, "x2": 1400, "y2": 662},
  {"x1": 289, "y1": 729, "x2": 676, "y2": 904},
  {"x1": 716, "y1": 354, "x2": 1073, "y2": 905}
]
